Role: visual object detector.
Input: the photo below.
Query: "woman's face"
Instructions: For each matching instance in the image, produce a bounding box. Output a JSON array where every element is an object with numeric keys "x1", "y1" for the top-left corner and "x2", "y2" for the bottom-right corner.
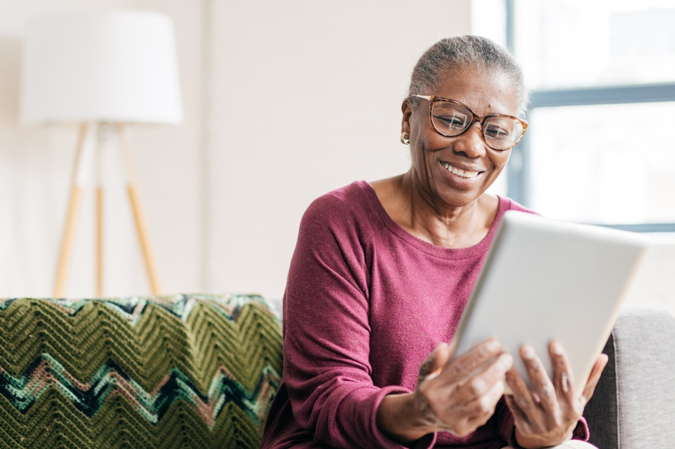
[{"x1": 402, "y1": 66, "x2": 520, "y2": 210}]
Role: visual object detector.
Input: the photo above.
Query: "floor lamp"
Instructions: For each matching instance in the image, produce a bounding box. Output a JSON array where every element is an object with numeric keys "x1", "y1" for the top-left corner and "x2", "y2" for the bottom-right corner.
[{"x1": 20, "y1": 10, "x2": 183, "y2": 297}]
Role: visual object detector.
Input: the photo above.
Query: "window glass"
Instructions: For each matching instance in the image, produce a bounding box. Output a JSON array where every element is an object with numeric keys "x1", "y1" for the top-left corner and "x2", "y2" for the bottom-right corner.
[
  {"x1": 528, "y1": 102, "x2": 675, "y2": 224},
  {"x1": 514, "y1": 0, "x2": 675, "y2": 89}
]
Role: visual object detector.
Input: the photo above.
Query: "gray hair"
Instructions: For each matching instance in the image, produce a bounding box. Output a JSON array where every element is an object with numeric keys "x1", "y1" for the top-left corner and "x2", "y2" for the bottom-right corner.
[{"x1": 408, "y1": 36, "x2": 529, "y2": 116}]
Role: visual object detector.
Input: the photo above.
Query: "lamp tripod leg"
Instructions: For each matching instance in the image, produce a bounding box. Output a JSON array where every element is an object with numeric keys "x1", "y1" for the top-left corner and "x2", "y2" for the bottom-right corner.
[
  {"x1": 53, "y1": 124, "x2": 89, "y2": 298},
  {"x1": 96, "y1": 185, "x2": 103, "y2": 297},
  {"x1": 116, "y1": 125, "x2": 162, "y2": 295},
  {"x1": 95, "y1": 127, "x2": 104, "y2": 298}
]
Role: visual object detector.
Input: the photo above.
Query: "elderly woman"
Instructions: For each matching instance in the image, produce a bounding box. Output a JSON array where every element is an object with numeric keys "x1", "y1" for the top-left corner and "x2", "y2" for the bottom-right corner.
[{"x1": 261, "y1": 36, "x2": 607, "y2": 449}]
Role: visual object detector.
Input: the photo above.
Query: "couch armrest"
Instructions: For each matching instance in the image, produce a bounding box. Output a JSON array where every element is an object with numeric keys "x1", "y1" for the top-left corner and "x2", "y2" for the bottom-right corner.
[{"x1": 585, "y1": 305, "x2": 675, "y2": 449}]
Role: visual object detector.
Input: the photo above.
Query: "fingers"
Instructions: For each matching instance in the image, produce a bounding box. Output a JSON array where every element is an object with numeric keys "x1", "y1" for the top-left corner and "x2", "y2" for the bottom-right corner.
[
  {"x1": 418, "y1": 342, "x2": 452, "y2": 380},
  {"x1": 549, "y1": 341, "x2": 575, "y2": 408},
  {"x1": 504, "y1": 344, "x2": 604, "y2": 448},
  {"x1": 505, "y1": 365, "x2": 536, "y2": 413},
  {"x1": 440, "y1": 339, "x2": 503, "y2": 383},
  {"x1": 443, "y1": 378, "x2": 508, "y2": 437},
  {"x1": 505, "y1": 347, "x2": 564, "y2": 445},
  {"x1": 451, "y1": 352, "x2": 513, "y2": 404},
  {"x1": 439, "y1": 339, "x2": 512, "y2": 405},
  {"x1": 581, "y1": 353, "x2": 608, "y2": 405},
  {"x1": 416, "y1": 339, "x2": 512, "y2": 437},
  {"x1": 520, "y1": 345, "x2": 558, "y2": 416},
  {"x1": 504, "y1": 394, "x2": 532, "y2": 433},
  {"x1": 461, "y1": 375, "x2": 507, "y2": 426}
]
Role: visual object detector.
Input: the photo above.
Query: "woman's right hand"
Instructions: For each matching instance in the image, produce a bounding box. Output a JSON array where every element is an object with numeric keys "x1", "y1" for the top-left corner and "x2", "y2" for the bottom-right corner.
[{"x1": 377, "y1": 339, "x2": 513, "y2": 442}]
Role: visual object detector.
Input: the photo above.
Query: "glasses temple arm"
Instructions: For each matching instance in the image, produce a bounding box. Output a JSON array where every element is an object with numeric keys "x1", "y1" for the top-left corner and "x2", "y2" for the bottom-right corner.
[{"x1": 411, "y1": 94, "x2": 432, "y2": 101}]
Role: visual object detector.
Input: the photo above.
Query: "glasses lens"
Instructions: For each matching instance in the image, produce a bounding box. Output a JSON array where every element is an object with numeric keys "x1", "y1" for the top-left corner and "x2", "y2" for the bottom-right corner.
[
  {"x1": 431, "y1": 101, "x2": 473, "y2": 137},
  {"x1": 483, "y1": 117, "x2": 524, "y2": 150}
]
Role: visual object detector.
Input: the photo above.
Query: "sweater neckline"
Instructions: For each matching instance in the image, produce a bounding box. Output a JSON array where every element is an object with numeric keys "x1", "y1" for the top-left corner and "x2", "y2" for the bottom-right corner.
[{"x1": 357, "y1": 180, "x2": 509, "y2": 260}]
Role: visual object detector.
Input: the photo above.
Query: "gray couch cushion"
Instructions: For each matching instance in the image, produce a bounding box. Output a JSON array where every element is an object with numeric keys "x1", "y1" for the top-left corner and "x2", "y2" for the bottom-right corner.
[{"x1": 586, "y1": 306, "x2": 675, "y2": 449}]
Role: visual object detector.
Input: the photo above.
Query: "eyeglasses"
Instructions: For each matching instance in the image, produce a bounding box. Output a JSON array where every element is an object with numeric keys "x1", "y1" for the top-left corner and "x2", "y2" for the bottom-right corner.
[{"x1": 411, "y1": 95, "x2": 528, "y2": 151}]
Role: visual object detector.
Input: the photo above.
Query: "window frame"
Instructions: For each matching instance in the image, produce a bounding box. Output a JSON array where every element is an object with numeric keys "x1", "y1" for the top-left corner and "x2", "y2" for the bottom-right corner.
[{"x1": 505, "y1": 0, "x2": 675, "y2": 232}]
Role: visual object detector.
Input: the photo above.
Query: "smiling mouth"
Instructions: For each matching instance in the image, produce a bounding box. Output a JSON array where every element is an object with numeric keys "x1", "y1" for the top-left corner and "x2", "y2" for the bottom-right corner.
[{"x1": 440, "y1": 161, "x2": 482, "y2": 179}]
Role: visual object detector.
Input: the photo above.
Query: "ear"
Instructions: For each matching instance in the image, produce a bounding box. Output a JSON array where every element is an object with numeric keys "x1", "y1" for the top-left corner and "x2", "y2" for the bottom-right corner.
[{"x1": 401, "y1": 98, "x2": 412, "y2": 134}]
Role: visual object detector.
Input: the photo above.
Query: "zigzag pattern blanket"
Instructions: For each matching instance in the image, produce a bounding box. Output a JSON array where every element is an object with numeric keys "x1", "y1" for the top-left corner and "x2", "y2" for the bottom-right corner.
[{"x1": 0, "y1": 293, "x2": 282, "y2": 448}]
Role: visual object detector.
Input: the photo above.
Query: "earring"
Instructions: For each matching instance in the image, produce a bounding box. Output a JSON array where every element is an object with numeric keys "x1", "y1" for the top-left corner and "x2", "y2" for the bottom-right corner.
[{"x1": 400, "y1": 132, "x2": 410, "y2": 145}]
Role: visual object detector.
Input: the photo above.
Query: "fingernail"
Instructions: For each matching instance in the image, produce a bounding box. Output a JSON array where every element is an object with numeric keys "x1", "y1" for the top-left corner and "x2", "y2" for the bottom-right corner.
[
  {"x1": 522, "y1": 346, "x2": 535, "y2": 359},
  {"x1": 552, "y1": 342, "x2": 564, "y2": 355},
  {"x1": 486, "y1": 339, "x2": 500, "y2": 352},
  {"x1": 532, "y1": 392, "x2": 541, "y2": 404},
  {"x1": 499, "y1": 354, "x2": 513, "y2": 370}
]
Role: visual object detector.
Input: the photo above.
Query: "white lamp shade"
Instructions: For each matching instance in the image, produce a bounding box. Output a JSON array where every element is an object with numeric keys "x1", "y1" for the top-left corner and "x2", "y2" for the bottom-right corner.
[{"x1": 20, "y1": 10, "x2": 183, "y2": 125}]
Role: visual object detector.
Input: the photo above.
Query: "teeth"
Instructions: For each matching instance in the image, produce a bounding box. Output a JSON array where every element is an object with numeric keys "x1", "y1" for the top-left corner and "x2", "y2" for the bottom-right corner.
[{"x1": 441, "y1": 162, "x2": 479, "y2": 178}]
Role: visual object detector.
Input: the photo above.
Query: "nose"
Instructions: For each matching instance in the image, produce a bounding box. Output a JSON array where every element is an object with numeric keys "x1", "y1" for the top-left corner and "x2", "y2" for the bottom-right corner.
[{"x1": 453, "y1": 123, "x2": 486, "y2": 158}]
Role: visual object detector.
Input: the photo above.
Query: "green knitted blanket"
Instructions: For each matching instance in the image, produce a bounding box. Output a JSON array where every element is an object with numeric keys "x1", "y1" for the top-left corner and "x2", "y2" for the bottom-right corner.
[{"x1": 0, "y1": 293, "x2": 282, "y2": 448}]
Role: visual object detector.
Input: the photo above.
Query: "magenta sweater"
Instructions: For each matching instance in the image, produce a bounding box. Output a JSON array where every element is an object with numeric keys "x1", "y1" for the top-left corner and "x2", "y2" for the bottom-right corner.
[{"x1": 261, "y1": 181, "x2": 589, "y2": 448}]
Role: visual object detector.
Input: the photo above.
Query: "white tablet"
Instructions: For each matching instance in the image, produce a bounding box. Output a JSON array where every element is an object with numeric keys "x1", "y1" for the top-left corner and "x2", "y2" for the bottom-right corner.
[{"x1": 450, "y1": 211, "x2": 649, "y2": 394}]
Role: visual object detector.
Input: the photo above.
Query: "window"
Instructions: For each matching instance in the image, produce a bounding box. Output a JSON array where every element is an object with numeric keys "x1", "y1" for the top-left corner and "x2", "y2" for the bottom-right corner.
[
  {"x1": 497, "y1": 0, "x2": 675, "y2": 231},
  {"x1": 514, "y1": 0, "x2": 675, "y2": 90},
  {"x1": 528, "y1": 101, "x2": 675, "y2": 225}
]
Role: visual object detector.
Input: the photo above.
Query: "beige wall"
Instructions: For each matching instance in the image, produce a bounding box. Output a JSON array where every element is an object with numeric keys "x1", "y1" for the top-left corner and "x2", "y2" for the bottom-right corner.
[{"x1": 206, "y1": 0, "x2": 473, "y2": 299}]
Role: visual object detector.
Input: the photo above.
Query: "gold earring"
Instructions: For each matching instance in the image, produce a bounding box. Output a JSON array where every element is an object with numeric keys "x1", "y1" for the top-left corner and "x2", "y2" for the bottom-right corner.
[{"x1": 400, "y1": 132, "x2": 410, "y2": 145}]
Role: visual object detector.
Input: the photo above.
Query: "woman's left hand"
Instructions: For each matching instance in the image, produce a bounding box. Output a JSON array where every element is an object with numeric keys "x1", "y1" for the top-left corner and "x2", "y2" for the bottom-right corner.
[{"x1": 504, "y1": 341, "x2": 608, "y2": 449}]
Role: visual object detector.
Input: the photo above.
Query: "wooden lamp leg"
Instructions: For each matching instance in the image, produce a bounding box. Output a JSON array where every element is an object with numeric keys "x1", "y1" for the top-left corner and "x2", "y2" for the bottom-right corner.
[
  {"x1": 116, "y1": 124, "x2": 162, "y2": 295},
  {"x1": 53, "y1": 124, "x2": 89, "y2": 297},
  {"x1": 95, "y1": 125, "x2": 104, "y2": 297},
  {"x1": 96, "y1": 185, "x2": 103, "y2": 297}
]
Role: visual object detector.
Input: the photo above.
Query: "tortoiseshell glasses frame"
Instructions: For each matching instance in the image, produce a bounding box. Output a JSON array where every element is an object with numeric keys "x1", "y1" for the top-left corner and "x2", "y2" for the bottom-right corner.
[{"x1": 411, "y1": 94, "x2": 528, "y2": 151}]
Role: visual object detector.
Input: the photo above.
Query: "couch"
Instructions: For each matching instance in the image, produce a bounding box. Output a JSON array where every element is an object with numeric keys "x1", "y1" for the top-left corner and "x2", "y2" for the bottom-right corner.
[
  {"x1": 585, "y1": 305, "x2": 675, "y2": 449},
  {"x1": 0, "y1": 295, "x2": 672, "y2": 448}
]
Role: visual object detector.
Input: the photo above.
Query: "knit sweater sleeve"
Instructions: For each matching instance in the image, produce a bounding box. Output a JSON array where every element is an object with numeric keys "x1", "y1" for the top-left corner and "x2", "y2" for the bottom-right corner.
[{"x1": 282, "y1": 194, "x2": 435, "y2": 449}]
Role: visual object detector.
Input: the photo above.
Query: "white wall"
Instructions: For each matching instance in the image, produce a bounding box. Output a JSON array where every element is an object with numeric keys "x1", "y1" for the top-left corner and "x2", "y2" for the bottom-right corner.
[
  {"x1": 624, "y1": 234, "x2": 675, "y2": 315},
  {"x1": 206, "y1": 0, "x2": 472, "y2": 299}
]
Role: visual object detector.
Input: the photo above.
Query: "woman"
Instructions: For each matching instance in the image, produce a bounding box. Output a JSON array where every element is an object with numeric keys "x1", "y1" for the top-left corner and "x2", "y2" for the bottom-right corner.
[{"x1": 261, "y1": 36, "x2": 607, "y2": 449}]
